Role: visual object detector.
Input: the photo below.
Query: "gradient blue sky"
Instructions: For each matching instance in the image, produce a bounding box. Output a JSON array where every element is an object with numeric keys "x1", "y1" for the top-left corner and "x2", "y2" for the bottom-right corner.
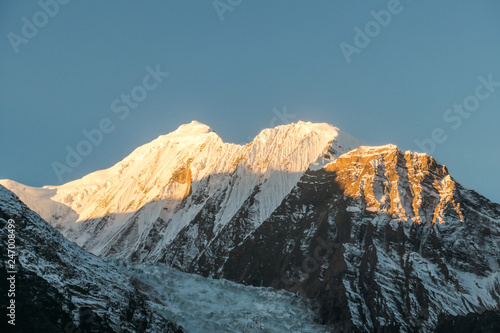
[{"x1": 1, "y1": 0, "x2": 499, "y2": 203}]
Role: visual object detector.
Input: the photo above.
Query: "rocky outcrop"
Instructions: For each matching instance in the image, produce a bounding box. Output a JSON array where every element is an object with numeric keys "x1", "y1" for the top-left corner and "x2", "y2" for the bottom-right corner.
[{"x1": 221, "y1": 145, "x2": 500, "y2": 332}]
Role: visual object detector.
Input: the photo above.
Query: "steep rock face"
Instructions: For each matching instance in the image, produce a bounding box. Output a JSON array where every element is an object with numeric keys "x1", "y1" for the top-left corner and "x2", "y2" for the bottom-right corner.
[
  {"x1": 326, "y1": 145, "x2": 464, "y2": 225},
  {"x1": 0, "y1": 185, "x2": 183, "y2": 333},
  {"x1": 221, "y1": 145, "x2": 500, "y2": 332},
  {"x1": 0, "y1": 121, "x2": 363, "y2": 268}
]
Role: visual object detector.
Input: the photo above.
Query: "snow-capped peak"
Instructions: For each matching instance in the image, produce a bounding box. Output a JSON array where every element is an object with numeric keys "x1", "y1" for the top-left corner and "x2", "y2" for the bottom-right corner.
[
  {"x1": 1, "y1": 120, "x2": 364, "y2": 259},
  {"x1": 172, "y1": 120, "x2": 215, "y2": 136}
]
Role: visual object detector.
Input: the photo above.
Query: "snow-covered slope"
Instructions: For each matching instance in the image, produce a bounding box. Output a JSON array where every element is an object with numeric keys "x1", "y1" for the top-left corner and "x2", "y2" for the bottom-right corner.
[
  {"x1": 0, "y1": 185, "x2": 183, "y2": 333},
  {"x1": 0, "y1": 121, "x2": 363, "y2": 267},
  {"x1": 109, "y1": 260, "x2": 333, "y2": 333}
]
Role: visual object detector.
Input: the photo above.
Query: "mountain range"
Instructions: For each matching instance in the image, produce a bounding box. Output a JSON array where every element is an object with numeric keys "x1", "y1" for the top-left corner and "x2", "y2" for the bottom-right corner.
[{"x1": 2, "y1": 120, "x2": 499, "y2": 332}]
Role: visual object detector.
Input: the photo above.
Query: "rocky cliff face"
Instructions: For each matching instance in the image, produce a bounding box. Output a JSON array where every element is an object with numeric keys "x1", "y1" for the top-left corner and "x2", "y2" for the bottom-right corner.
[
  {"x1": 0, "y1": 185, "x2": 184, "y2": 333},
  {"x1": 222, "y1": 145, "x2": 500, "y2": 332}
]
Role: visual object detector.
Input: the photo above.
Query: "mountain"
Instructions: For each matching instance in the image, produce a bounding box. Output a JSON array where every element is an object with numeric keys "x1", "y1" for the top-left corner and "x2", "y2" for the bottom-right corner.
[
  {"x1": 0, "y1": 185, "x2": 184, "y2": 333},
  {"x1": 2, "y1": 121, "x2": 499, "y2": 332},
  {"x1": 0, "y1": 121, "x2": 363, "y2": 266},
  {"x1": 221, "y1": 145, "x2": 500, "y2": 332}
]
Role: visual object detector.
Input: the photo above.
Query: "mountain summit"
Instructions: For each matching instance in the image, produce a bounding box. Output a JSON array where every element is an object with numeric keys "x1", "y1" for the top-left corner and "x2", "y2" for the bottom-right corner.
[{"x1": 171, "y1": 120, "x2": 215, "y2": 136}]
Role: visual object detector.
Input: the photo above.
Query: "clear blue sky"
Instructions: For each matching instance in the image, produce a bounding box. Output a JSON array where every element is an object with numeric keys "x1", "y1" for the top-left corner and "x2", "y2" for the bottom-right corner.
[{"x1": 1, "y1": 0, "x2": 499, "y2": 203}]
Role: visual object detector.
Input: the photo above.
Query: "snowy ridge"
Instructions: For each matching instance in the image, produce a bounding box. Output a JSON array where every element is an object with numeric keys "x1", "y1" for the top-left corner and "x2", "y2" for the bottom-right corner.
[{"x1": 0, "y1": 121, "x2": 363, "y2": 263}]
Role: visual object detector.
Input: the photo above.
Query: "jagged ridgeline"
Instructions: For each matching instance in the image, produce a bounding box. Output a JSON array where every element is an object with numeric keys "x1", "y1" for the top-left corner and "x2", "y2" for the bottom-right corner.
[{"x1": 2, "y1": 121, "x2": 499, "y2": 332}]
